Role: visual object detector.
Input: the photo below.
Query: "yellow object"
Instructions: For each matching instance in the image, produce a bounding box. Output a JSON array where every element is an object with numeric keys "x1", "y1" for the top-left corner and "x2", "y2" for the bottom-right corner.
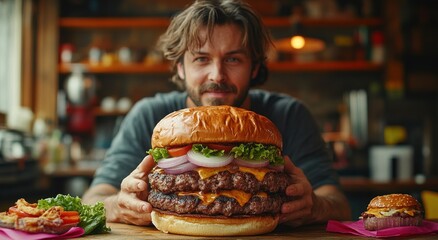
[
  {"x1": 421, "y1": 190, "x2": 438, "y2": 219},
  {"x1": 290, "y1": 35, "x2": 305, "y2": 49},
  {"x1": 384, "y1": 125, "x2": 407, "y2": 145}
]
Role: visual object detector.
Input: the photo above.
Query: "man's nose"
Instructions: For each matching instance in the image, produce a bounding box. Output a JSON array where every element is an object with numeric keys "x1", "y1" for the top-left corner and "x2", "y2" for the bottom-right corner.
[{"x1": 208, "y1": 61, "x2": 225, "y2": 83}]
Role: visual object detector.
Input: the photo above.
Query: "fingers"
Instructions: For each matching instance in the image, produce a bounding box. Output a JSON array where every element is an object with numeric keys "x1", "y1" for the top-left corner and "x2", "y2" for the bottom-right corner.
[
  {"x1": 112, "y1": 190, "x2": 153, "y2": 226},
  {"x1": 115, "y1": 197, "x2": 153, "y2": 226},
  {"x1": 283, "y1": 156, "x2": 304, "y2": 176},
  {"x1": 107, "y1": 155, "x2": 156, "y2": 226},
  {"x1": 281, "y1": 155, "x2": 314, "y2": 226},
  {"x1": 105, "y1": 194, "x2": 152, "y2": 226},
  {"x1": 137, "y1": 155, "x2": 156, "y2": 173},
  {"x1": 121, "y1": 177, "x2": 146, "y2": 192},
  {"x1": 121, "y1": 155, "x2": 155, "y2": 192},
  {"x1": 118, "y1": 190, "x2": 152, "y2": 212},
  {"x1": 279, "y1": 209, "x2": 309, "y2": 226},
  {"x1": 281, "y1": 195, "x2": 312, "y2": 213},
  {"x1": 122, "y1": 211, "x2": 152, "y2": 226}
]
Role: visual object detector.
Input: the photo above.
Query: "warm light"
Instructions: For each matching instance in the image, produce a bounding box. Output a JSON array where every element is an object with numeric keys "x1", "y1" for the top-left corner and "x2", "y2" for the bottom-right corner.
[{"x1": 290, "y1": 36, "x2": 305, "y2": 49}]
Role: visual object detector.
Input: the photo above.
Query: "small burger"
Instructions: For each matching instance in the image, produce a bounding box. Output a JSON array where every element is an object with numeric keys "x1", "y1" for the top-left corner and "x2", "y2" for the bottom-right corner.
[
  {"x1": 361, "y1": 194, "x2": 423, "y2": 230},
  {"x1": 146, "y1": 106, "x2": 292, "y2": 236}
]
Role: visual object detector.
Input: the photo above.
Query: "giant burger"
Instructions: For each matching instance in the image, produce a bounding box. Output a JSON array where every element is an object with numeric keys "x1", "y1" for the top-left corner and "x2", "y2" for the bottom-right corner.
[{"x1": 147, "y1": 106, "x2": 292, "y2": 236}]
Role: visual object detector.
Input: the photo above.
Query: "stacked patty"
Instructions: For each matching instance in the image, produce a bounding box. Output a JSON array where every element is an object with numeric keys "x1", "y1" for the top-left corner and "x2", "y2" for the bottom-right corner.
[{"x1": 148, "y1": 166, "x2": 292, "y2": 216}]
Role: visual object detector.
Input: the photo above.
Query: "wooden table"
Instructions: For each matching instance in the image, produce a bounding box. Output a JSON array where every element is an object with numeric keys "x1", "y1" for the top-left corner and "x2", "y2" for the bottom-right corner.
[{"x1": 82, "y1": 222, "x2": 437, "y2": 239}]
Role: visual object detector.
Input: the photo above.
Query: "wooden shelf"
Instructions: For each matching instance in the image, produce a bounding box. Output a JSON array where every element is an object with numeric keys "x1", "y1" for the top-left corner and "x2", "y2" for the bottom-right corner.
[
  {"x1": 59, "y1": 17, "x2": 383, "y2": 29},
  {"x1": 340, "y1": 177, "x2": 438, "y2": 193},
  {"x1": 59, "y1": 17, "x2": 170, "y2": 28},
  {"x1": 59, "y1": 63, "x2": 170, "y2": 74},
  {"x1": 59, "y1": 61, "x2": 382, "y2": 74},
  {"x1": 268, "y1": 61, "x2": 383, "y2": 72},
  {"x1": 263, "y1": 17, "x2": 383, "y2": 28},
  {"x1": 93, "y1": 107, "x2": 128, "y2": 117}
]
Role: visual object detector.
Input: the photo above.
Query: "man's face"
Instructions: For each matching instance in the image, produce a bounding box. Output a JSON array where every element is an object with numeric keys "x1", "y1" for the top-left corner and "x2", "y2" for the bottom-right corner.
[{"x1": 178, "y1": 24, "x2": 259, "y2": 108}]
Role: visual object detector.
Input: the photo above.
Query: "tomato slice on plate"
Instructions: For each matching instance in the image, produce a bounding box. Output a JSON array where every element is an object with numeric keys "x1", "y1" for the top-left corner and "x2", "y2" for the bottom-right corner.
[
  {"x1": 61, "y1": 211, "x2": 80, "y2": 224},
  {"x1": 168, "y1": 145, "x2": 192, "y2": 157},
  {"x1": 61, "y1": 211, "x2": 80, "y2": 217},
  {"x1": 62, "y1": 215, "x2": 80, "y2": 224},
  {"x1": 8, "y1": 206, "x2": 38, "y2": 218},
  {"x1": 205, "y1": 144, "x2": 235, "y2": 152}
]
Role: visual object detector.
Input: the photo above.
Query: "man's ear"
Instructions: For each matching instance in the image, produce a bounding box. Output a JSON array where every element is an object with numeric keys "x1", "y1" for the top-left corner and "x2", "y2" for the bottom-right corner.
[
  {"x1": 177, "y1": 61, "x2": 185, "y2": 80},
  {"x1": 251, "y1": 63, "x2": 260, "y2": 79}
]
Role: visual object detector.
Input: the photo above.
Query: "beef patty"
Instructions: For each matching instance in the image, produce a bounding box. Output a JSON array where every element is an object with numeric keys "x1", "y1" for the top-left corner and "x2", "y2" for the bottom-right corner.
[{"x1": 148, "y1": 169, "x2": 292, "y2": 194}]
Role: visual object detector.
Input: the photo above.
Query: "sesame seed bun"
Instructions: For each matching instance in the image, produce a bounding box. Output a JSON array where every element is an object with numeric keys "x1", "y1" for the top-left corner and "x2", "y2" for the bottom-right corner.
[{"x1": 367, "y1": 194, "x2": 421, "y2": 210}]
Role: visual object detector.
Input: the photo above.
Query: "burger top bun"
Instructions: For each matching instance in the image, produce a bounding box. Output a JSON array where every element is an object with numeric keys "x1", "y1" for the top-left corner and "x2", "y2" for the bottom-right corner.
[
  {"x1": 367, "y1": 194, "x2": 421, "y2": 210},
  {"x1": 151, "y1": 106, "x2": 283, "y2": 149}
]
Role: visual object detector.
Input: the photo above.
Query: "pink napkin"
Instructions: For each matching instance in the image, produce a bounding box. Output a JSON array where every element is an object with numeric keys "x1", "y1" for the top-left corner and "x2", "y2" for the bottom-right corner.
[
  {"x1": 0, "y1": 227, "x2": 84, "y2": 240},
  {"x1": 326, "y1": 219, "x2": 438, "y2": 238}
]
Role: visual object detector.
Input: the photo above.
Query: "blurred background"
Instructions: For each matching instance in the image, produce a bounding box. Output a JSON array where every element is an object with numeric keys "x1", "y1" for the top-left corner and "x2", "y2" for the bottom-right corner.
[{"x1": 0, "y1": 0, "x2": 437, "y2": 219}]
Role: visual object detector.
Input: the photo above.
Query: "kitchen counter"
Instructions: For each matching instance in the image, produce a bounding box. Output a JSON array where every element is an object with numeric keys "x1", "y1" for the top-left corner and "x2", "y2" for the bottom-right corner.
[{"x1": 82, "y1": 222, "x2": 437, "y2": 239}]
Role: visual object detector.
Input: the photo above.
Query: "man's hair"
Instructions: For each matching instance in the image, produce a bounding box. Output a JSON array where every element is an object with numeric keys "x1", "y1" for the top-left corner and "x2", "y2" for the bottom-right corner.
[{"x1": 157, "y1": 0, "x2": 273, "y2": 89}]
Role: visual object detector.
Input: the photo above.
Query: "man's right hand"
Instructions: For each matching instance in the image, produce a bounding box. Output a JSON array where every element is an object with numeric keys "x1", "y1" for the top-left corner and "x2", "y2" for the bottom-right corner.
[{"x1": 83, "y1": 155, "x2": 156, "y2": 225}]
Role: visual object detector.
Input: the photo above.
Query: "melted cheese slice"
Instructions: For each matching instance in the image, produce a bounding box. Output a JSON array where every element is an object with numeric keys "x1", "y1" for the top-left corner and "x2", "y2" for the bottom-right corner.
[
  {"x1": 364, "y1": 207, "x2": 417, "y2": 218},
  {"x1": 196, "y1": 165, "x2": 272, "y2": 181},
  {"x1": 178, "y1": 190, "x2": 267, "y2": 206}
]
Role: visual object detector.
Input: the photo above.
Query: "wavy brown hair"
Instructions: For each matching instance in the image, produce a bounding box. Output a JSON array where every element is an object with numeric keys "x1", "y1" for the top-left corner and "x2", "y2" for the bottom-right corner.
[{"x1": 157, "y1": 0, "x2": 273, "y2": 90}]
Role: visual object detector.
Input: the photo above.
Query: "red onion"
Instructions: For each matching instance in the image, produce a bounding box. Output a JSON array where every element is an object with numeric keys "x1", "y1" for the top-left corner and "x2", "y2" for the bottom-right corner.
[
  {"x1": 268, "y1": 164, "x2": 284, "y2": 172},
  {"x1": 157, "y1": 155, "x2": 188, "y2": 169},
  {"x1": 234, "y1": 158, "x2": 269, "y2": 168},
  {"x1": 164, "y1": 162, "x2": 197, "y2": 174},
  {"x1": 187, "y1": 150, "x2": 234, "y2": 168}
]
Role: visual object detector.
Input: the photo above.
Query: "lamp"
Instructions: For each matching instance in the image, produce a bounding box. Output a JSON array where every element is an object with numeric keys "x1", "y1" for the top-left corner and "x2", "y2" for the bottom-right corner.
[{"x1": 273, "y1": 21, "x2": 325, "y2": 54}]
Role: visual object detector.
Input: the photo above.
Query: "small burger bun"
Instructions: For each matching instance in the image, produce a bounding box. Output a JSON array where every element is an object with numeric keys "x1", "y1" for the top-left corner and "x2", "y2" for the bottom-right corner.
[{"x1": 362, "y1": 194, "x2": 423, "y2": 231}]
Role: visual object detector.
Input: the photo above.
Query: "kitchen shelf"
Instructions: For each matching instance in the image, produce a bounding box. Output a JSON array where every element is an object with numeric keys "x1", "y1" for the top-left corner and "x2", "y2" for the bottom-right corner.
[
  {"x1": 268, "y1": 61, "x2": 383, "y2": 72},
  {"x1": 340, "y1": 177, "x2": 438, "y2": 193},
  {"x1": 59, "y1": 17, "x2": 383, "y2": 29},
  {"x1": 59, "y1": 63, "x2": 170, "y2": 74},
  {"x1": 93, "y1": 107, "x2": 128, "y2": 117},
  {"x1": 59, "y1": 61, "x2": 383, "y2": 74}
]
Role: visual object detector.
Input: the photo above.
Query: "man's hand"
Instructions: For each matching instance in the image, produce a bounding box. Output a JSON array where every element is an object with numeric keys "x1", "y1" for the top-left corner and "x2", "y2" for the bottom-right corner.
[
  {"x1": 105, "y1": 155, "x2": 156, "y2": 225},
  {"x1": 279, "y1": 156, "x2": 352, "y2": 227},
  {"x1": 279, "y1": 156, "x2": 314, "y2": 227},
  {"x1": 83, "y1": 155, "x2": 156, "y2": 225}
]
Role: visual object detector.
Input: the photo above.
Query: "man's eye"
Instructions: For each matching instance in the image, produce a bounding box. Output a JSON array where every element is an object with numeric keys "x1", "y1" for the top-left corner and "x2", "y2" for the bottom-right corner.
[
  {"x1": 194, "y1": 57, "x2": 208, "y2": 63},
  {"x1": 226, "y1": 57, "x2": 240, "y2": 63}
]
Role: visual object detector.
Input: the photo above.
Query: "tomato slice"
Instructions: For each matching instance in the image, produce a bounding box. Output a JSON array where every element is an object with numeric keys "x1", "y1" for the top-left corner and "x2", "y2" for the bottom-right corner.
[
  {"x1": 205, "y1": 144, "x2": 235, "y2": 152},
  {"x1": 168, "y1": 145, "x2": 192, "y2": 157},
  {"x1": 62, "y1": 215, "x2": 80, "y2": 224},
  {"x1": 61, "y1": 211, "x2": 79, "y2": 217},
  {"x1": 8, "y1": 206, "x2": 38, "y2": 218}
]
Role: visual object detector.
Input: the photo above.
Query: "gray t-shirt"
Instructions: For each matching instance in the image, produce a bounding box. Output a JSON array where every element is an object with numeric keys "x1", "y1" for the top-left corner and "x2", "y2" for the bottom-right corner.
[{"x1": 91, "y1": 90, "x2": 339, "y2": 190}]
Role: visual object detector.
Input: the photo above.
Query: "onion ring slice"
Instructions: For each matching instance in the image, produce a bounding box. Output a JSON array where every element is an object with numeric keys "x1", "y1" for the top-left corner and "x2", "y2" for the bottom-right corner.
[
  {"x1": 157, "y1": 155, "x2": 188, "y2": 169},
  {"x1": 234, "y1": 158, "x2": 269, "y2": 168},
  {"x1": 187, "y1": 150, "x2": 233, "y2": 168},
  {"x1": 164, "y1": 162, "x2": 197, "y2": 174}
]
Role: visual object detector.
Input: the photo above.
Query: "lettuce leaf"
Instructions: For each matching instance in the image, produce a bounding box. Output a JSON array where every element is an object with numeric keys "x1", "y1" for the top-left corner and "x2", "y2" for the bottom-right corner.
[
  {"x1": 147, "y1": 147, "x2": 169, "y2": 162},
  {"x1": 192, "y1": 144, "x2": 225, "y2": 157},
  {"x1": 37, "y1": 194, "x2": 111, "y2": 235},
  {"x1": 230, "y1": 143, "x2": 284, "y2": 166}
]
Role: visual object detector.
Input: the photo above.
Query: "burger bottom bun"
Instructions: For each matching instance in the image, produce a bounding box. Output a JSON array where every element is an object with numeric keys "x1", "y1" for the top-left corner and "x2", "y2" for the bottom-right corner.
[
  {"x1": 363, "y1": 215, "x2": 422, "y2": 231},
  {"x1": 151, "y1": 210, "x2": 279, "y2": 236}
]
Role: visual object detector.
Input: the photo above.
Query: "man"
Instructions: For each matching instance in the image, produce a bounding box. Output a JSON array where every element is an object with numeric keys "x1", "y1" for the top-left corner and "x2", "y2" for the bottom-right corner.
[{"x1": 82, "y1": 0, "x2": 351, "y2": 227}]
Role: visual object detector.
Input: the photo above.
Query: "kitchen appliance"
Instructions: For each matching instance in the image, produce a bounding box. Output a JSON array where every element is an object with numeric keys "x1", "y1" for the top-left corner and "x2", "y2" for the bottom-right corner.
[
  {"x1": 369, "y1": 145, "x2": 414, "y2": 182},
  {"x1": 0, "y1": 127, "x2": 33, "y2": 162},
  {"x1": 0, "y1": 127, "x2": 38, "y2": 187},
  {"x1": 64, "y1": 64, "x2": 97, "y2": 134}
]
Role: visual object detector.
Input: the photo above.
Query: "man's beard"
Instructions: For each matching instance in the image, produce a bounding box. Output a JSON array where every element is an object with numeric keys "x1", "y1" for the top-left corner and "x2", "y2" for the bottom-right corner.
[{"x1": 186, "y1": 82, "x2": 248, "y2": 107}]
